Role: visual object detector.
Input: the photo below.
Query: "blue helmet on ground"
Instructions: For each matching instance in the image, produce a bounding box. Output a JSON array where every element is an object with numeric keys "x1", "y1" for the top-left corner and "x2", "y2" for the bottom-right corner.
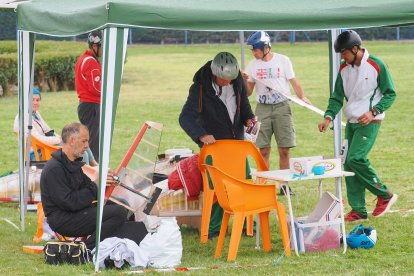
[
  {"x1": 346, "y1": 224, "x2": 377, "y2": 249},
  {"x1": 247, "y1": 31, "x2": 271, "y2": 51}
]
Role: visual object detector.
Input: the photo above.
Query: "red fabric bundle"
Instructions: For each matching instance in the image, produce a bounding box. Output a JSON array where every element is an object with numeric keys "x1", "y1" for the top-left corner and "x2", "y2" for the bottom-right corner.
[{"x1": 168, "y1": 154, "x2": 202, "y2": 200}]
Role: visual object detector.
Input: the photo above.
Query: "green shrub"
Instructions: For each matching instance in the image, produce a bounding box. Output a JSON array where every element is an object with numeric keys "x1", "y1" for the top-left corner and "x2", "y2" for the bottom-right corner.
[
  {"x1": 0, "y1": 55, "x2": 17, "y2": 96},
  {"x1": 0, "y1": 41, "x2": 84, "y2": 96},
  {"x1": 35, "y1": 55, "x2": 78, "y2": 92}
]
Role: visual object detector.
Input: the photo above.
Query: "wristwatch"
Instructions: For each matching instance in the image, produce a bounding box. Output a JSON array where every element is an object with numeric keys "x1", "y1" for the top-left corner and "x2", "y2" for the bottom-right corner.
[{"x1": 370, "y1": 108, "x2": 380, "y2": 117}]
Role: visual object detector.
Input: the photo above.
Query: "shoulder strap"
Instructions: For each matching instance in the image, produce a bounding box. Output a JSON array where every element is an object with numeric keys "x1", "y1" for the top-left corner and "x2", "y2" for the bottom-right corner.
[{"x1": 198, "y1": 84, "x2": 203, "y2": 113}]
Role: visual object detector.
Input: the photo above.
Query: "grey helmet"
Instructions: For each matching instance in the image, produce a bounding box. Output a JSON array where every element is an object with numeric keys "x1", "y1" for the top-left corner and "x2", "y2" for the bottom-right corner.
[
  {"x1": 210, "y1": 52, "x2": 240, "y2": 81},
  {"x1": 334, "y1": 30, "x2": 362, "y2": 53}
]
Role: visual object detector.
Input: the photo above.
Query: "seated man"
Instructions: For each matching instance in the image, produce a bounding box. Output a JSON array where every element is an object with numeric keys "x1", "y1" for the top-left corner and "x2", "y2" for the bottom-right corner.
[{"x1": 40, "y1": 122, "x2": 148, "y2": 250}]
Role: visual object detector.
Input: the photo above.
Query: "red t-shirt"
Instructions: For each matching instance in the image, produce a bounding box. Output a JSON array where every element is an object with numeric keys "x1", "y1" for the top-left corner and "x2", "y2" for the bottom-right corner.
[{"x1": 75, "y1": 51, "x2": 101, "y2": 104}]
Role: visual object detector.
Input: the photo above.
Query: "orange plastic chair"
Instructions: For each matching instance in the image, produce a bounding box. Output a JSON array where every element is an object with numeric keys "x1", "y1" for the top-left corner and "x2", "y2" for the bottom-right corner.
[
  {"x1": 202, "y1": 164, "x2": 291, "y2": 261},
  {"x1": 30, "y1": 135, "x2": 61, "y2": 161},
  {"x1": 198, "y1": 140, "x2": 268, "y2": 244}
]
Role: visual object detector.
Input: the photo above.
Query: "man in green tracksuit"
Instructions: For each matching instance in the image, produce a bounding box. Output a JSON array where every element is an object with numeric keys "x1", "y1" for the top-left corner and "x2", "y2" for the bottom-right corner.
[{"x1": 318, "y1": 30, "x2": 398, "y2": 222}]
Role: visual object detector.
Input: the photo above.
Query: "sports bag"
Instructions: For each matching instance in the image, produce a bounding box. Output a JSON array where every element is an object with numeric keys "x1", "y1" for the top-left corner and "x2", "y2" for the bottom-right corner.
[{"x1": 44, "y1": 241, "x2": 90, "y2": 265}]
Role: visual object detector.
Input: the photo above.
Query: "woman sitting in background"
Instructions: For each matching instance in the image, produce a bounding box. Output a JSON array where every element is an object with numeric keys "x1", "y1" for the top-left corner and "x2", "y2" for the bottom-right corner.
[{"x1": 13, "y1": 89, "x2": 62, "y2": 160}]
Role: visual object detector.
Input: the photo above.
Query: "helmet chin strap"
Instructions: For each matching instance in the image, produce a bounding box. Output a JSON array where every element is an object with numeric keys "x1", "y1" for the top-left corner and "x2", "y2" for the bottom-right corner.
[
  {"x1": 350, "y1": 48, "x2": 359, "y2": 67},
  {"x1": 92, "y1": 45, "x2": 101, "y2": 59},
  {"x1": 261, "y1": 47, "x2": 270, "y2": 60}
]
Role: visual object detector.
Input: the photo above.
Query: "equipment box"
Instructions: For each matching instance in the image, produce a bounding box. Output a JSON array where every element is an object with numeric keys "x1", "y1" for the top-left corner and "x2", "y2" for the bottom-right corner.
[
  {"x1": 289, "y1": 156, "x2": 341, "y2": 175},
  {"x1": 288, "y1": 191, "x2": 341, "y2": 252},
  {"x1": 306, "y1": 192, "x2": 341, "y2": 223},
  {"x1": 289, "y1": 219, "x2": 341, "y2": 252}
]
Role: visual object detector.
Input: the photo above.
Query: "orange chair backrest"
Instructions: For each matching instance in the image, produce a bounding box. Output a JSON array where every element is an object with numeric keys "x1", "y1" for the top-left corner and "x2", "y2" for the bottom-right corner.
[
  {"x1": 202, "y1": 164, "x2": 277, "y2": 212},
  {"x1": 30, "y1": 135, "x2": 61, "y2": 161},
  {"x1": 198, "y1": 140, "x2": 268, "y2": 182}
]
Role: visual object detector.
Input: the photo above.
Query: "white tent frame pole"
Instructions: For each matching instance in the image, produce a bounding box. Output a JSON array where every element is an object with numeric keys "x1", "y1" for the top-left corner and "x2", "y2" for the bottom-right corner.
[
  {"x1": 329, "y1": 30, "x2": 346, "y2": 248},
  {"x1": 239, "y1": 31, "x2": 245, "y2": 70},
  {"x1": 329, "y1": 29, "x2": 343, "y2": 158},
  {"x1": 94, "y1": 27, "x2": 129, "y2": 272},
  {"x1": 17, "y1": 30, "x2": 35, "y2": 232}
]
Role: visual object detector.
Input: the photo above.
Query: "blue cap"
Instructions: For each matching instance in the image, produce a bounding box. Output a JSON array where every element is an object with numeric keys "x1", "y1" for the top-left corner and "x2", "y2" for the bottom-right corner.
[{"x1": 33, "y1": 88, "x2": 41, "y2": 99}]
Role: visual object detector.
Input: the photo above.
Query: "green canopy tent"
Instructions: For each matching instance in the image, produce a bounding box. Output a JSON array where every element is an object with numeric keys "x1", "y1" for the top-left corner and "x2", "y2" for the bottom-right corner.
[{"x1": 15, "y1": 0, "x2": 414, "y2": 271}]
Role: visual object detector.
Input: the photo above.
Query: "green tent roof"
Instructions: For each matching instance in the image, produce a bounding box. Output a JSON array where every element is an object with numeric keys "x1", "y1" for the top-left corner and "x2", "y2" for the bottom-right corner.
[{"x1": 17, "y1": 0, "x2": 414, "y2": 36}]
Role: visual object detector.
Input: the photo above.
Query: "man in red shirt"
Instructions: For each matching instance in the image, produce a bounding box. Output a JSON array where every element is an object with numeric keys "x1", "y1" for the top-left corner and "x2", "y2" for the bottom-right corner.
[{"x1": 75, "y1": 31, "x2": 102, "y2": 161}]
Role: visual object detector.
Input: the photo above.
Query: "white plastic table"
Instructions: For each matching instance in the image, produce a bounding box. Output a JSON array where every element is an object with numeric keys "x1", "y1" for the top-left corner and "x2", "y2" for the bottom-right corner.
[{"x1": 251, "y1": 169, "x2": 354, "y2": 256}]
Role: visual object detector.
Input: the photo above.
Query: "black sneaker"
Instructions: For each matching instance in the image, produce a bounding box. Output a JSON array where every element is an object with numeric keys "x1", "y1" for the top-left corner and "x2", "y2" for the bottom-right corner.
[{"x1": 279, "y1": 186, "x2": 294, "y2": 196}]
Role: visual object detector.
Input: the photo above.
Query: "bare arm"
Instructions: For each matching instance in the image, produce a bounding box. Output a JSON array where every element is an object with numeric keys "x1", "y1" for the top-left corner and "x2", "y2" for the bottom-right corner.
[
  {"x1": 89, "y1": 159, "x2": 99, "y2": 167},
  {"x1": 290, "y1": 78, "x2": 311, "y2": 104},
  {"x1": 242, "y1": 71, "x2": 256, "y2": 96}
]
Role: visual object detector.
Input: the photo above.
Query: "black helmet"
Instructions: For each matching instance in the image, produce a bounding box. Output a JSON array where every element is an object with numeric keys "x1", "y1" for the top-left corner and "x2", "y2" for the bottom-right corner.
[
  {"x1": 88, "y1": 31, "x2": 102, "y2": 46},
  {"x1": 334, "y1": 30, "x2": 362, "y2": 53}
]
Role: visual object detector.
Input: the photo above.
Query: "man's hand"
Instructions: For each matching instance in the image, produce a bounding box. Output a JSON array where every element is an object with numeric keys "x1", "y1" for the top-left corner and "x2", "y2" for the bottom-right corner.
[
  {"x1": 318, "y1": 118, "x2": 331, "y2": 132},
  {"x1": 106, "y1": 170, "x2": 116, "y2": 186},
  {"x1": 358, "y1": 111, "x2": 374, "y2": 126},
  {"x1": 246, "y1": 118, "x2": 257, "y2": 127},
  {"x1": 300, "y1": 96, "x2": 312, "y2": 105},
  {"x1": 199, "y1": 134, "x2": 216, "y2": 145},
  {"x1": 241, "y1": 71, "x2": 249, "y2": 81}
]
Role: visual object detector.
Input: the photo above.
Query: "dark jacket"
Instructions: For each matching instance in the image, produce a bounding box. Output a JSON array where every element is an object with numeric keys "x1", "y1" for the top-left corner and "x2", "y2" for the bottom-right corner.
[
  {"x1": 40, "y1": 149, "x2": 97, "y2": 227},
  {"x1": 179, "y1": 61, "x2": 254, "y2": 147}
]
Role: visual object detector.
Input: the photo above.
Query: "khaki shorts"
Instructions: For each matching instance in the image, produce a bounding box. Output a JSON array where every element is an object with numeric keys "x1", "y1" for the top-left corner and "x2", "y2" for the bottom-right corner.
[{"x1": 255, "y1": 102, "x2": 296, "y2": 148}]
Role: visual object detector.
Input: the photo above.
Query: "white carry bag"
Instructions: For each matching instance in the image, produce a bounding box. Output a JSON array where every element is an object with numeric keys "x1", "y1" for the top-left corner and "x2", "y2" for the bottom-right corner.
[{"x1": 139, "y1": 217, "x2": 182, "y2": 268}]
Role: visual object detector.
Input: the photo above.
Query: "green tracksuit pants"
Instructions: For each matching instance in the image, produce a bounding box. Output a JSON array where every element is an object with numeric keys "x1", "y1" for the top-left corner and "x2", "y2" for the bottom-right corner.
[{"x1": 344, "y1": 122, "x2": 392, "y2": 216}]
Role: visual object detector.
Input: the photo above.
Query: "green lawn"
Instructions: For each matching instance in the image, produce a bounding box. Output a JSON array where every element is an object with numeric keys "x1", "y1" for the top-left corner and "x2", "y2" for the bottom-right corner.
[{"x1": 0, "y1": 42, "x2": 413, "y2": 275}]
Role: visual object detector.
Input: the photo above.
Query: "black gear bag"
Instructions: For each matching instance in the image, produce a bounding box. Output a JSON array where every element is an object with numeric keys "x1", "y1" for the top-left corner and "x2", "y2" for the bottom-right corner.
[{"x1": 44, "y1": 241, "x2": 90, "y2": 265}]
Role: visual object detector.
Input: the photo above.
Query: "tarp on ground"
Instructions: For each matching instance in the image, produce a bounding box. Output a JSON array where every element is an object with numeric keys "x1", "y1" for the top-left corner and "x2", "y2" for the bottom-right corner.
[{"x1": 17, "y1": 0, "x2": 414, "y2": 36}]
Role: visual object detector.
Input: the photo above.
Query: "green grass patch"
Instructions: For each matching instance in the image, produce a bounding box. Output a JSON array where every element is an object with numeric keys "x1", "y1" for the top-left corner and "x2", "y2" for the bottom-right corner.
[{"x1": 0, "y1": 42, "x2": 413, "y2": 274}]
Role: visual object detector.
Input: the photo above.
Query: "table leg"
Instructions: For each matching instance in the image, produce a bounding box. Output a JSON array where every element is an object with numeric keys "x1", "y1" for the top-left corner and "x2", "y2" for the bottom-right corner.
[
  {"x1": 255, "y1": 215, "x2": 261, "y2": 250},
  {"x1": 285, "y1": 182, "x2": 299, "y2": 256},
  {"x1": 255, "y1": 178, "x2": 263, "y2": 250},
  {"x1": 318, "y1": 179, "x2": 323, "y2": 199},
  {"x1": 336, "y1": 177, "x2": 347, "y2": 254}
]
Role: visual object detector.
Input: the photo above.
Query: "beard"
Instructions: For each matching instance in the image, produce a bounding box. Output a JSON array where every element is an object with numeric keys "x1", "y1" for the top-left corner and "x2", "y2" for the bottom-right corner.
[{"x1": 74, "y1": 149, "x2": 86, "y2": 159}]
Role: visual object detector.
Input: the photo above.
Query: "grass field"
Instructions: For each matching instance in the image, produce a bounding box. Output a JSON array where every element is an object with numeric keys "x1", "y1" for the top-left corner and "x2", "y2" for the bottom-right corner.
[{"x1": 0, "y1": 41, "x2": 413, "y2": 275}]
